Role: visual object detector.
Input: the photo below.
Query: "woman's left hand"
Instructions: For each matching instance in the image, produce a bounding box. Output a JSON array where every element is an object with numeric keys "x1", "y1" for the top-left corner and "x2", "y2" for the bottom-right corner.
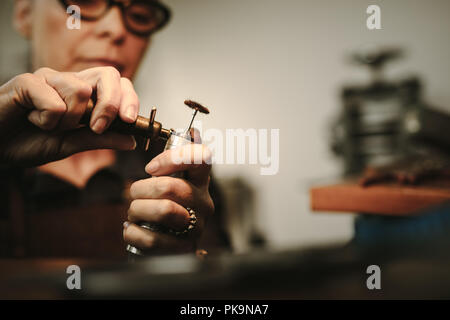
[{"x1": 123, "y1": 143, "x2": 214, "y2": 254}]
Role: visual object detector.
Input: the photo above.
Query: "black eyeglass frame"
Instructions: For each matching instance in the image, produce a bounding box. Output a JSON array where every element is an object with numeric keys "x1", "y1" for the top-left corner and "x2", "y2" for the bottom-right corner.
[{"x1": 59, "y1": 0, "x2": 171, "y2": 37}]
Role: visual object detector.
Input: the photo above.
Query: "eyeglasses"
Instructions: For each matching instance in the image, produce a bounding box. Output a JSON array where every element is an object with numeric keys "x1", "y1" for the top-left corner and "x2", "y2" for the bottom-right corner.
[{"x1": 59, "y1": 0, "x2": 171, "y2": 37}]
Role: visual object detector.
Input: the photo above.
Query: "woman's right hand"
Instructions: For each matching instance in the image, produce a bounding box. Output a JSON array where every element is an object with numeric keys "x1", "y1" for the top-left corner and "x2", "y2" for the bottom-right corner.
[{"x1": 0, "y1": 66, "x2": 139, "y2": 166}]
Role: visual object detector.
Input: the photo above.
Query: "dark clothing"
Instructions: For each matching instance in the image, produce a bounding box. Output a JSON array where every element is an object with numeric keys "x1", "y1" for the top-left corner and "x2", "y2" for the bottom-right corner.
[{"x1": 0, "y1": 139, "x2": 229, "y2": 259}]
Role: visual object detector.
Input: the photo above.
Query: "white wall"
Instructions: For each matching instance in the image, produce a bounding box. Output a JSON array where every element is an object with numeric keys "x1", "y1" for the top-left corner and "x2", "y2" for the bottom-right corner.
[{"x1": 2, "y1": 0, "x2": 450, "y2": 250}]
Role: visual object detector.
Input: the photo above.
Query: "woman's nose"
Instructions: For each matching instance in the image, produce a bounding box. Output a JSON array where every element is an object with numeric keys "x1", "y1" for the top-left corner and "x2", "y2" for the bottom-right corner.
[{"x1": 93, "y1": 6, "x2": 128, "y2": 43}]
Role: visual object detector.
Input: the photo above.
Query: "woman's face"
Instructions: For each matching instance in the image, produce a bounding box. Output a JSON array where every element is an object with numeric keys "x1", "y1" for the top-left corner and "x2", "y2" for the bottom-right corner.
[{"x1": 19, "y1": 0, "x2": 151, "y2": 79}]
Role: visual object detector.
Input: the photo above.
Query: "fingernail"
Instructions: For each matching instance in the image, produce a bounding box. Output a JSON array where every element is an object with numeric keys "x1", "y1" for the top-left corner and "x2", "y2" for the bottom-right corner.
[
  {"x1": 126, "y1": 106, "x2": 137, "y2": 122},
  {"x1": 123, "y1": 221, "x2": 130, "y2": 229},
  {"x1": 92, "y1": 117, "x2": 109, "y2": 134},
  {"x1": 146, "y1": 160, "x2": 159, "y2": 173}
]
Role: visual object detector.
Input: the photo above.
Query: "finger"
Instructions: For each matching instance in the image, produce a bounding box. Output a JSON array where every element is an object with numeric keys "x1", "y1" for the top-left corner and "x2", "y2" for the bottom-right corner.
[
  {"x1": 130, "y1": 176, "x2": 195, "y2": 206},
  {"x1": 145, "y1": 144, "x2": 212, "y2": 186},
  {"x1": 118, "y1": 77, "x2": 139, "y2": 123},
  {"x1": 9, "y1": 73, "x2": 67, "y2": 130},
  {"x1": 34, "y1": 68, "x2": 92, "y2": 130},
  {"x1": 59, "y1": 127, "x2": 136, "y2": 156},
  {"x1": 128, "y1": 199, "x2": 191, "y2": 231},
  {"x1": 123, "y1": 222, "x2": 195, "y2": 254},
  {"x1": 76, "y1": 67, "x2": 122, "y2": 134}
]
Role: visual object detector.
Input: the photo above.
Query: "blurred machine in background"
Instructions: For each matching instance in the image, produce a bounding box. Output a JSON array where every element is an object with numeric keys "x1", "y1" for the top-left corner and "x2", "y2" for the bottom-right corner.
[
  {"x1": 330, "y1": 47, "x2": 450, "y2": 176},
  {"x1": 313, "y1": 46, "x2": 450, "y2": 246}
]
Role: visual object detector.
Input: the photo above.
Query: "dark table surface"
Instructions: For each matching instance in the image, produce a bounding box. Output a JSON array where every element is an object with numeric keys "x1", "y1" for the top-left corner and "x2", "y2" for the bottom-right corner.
[{"x1": 2, "y1": 238, "x2": 450, "y2": 299}]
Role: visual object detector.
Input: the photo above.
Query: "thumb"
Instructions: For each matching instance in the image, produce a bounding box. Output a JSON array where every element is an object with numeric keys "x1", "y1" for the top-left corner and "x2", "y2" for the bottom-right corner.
[{"x1": 59, "y1": 127, "x2": 136, "y2": 156}]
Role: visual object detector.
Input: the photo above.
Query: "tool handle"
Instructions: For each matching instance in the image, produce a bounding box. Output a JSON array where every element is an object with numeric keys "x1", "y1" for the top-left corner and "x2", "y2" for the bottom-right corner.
[{"x1": 80, "y1": 99, "x2": 169, "y2": 140}]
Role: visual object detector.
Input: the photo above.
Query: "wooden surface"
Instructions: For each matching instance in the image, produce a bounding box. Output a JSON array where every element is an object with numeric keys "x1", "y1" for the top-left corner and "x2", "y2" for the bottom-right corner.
[{"x1": 310, "y1": 178, "x2": 450, "y2": 215}]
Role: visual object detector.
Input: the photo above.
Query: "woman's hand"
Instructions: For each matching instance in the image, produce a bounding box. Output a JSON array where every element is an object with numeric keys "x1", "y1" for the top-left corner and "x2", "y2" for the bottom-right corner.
[
  {"x1": 0, "y1": 66, "x2": 138, "y2": 166},
  {"x1": 123, "y1": 143, "x2": 214, "y2": 255}
]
